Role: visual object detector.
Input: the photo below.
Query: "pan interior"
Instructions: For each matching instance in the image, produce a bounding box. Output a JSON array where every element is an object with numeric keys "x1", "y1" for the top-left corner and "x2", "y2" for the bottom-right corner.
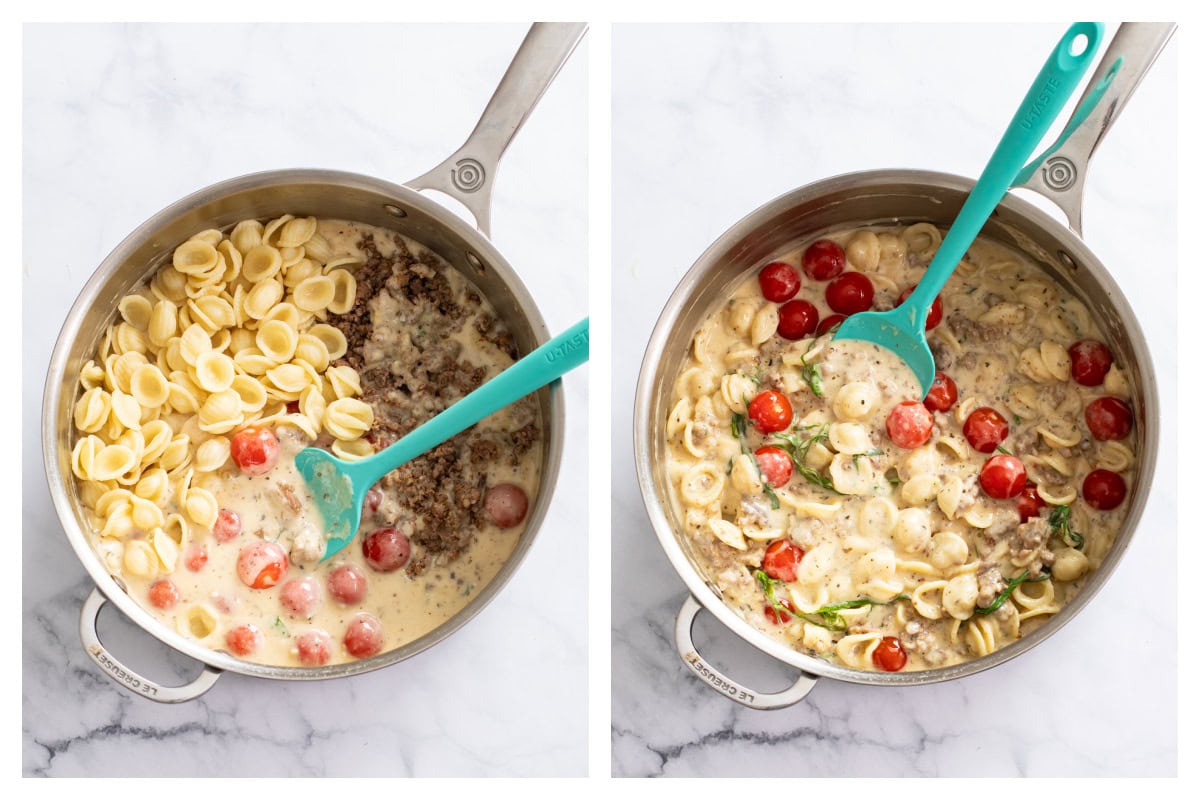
[
  {"x1": 46, "y1": 169, "x2": 564, "y2": 679},
  {"x1": 638, "y1": 170, "x2": 1157, "y2": 685}
]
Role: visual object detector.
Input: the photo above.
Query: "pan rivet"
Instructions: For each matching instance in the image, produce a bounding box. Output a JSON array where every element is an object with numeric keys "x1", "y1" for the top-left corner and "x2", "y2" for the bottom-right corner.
[
  {"x1": 466, "y1": 253, "x2": 485, "y2": 275},
  {"x1": 383, "y1": 204, "x2": 407, "y2": 218},
  {"x1": 1058, "y1": 250, "x2": 1078, "y2": 271}
]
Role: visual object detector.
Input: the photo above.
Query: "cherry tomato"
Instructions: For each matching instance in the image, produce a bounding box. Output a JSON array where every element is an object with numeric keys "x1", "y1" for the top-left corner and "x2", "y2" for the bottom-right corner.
[
  {"x1": 979, "y1": 454, "x2": 1027, "y2": 499},
  {"x1": 1068, "y1": 340, "x2": 1113, "y2": 386},
  {"x1": 225, "y1": 624, "x2": 263, "y2": 657},
  {"x1": 886, "y1": 401, "x2": 934, "y2": 449},
  {"x1": 762, "y1": 539, "x2": 805, "y2": 582},
  {"x1": 898, "y1": 285, "x2": 944, "y2": 330},
  {"x1": 344, "y1": 614, "x2": 385, "y2": 659},
  {"x1": 801, "y1": 239, "x2": 846, "y2": 281},
  {"x1": 362, "y1": 527, "x2": 412, "y2": 572},
  {"x1": 872, "y1": 636, "x2": 908, "y2": 672},
  {"x1": 279, "y1": 577, "x2": 323, "y2": 619},
  {"x1": 1015, "y1": 483, "x2": 1046, "y2": 522},
  {"x1": 747, "y1": 390, "x2": 793, "y2": 434},
  {"x1": 363, "y1": 486, "x2": 384, "y2": 516},
  {"x1": 1085, "y1": 397, "x2": 1132, "y2": 441},
  {"x1": 148, "y1": 579, "x2": 180, "y2": 610},
  {"x1": 776, "y1": 299, "x2": 819, "y2": 340},
  {"x1": 295, "y1": 630, "x2": 333, "y2": 666},
  {"x1": 236, "y1": 540, "x2": 288, "y2": 589},
  {"x1": 484, "y1": 483, "x2": 529, "y2": 528},
  {"x1": 184, "y1": 544, "x2": 208, "y2": 572},
  {"x1": 212, "y1": 508, "x2": 242, "y2": 543},
  {"x1": 923, "y1": 372, "x2": 958, "y2": 413},
  {"x1": 763, "y1": 599, "x2": 797, "y2": 625},
  {"x1": 963, "y1": 407, "x2": 1009, "y2": 453},
  {"x1": 229, "y1": 426, "x2": 280, "y2": 476},
  {"x1": 758, "y1": 261, "x2": 801, "y2": 302},
  {"x1": 1082, "y1": 469, "x2": 1127, "y2": 510},
  {"x1": 754, "y1": 446, "x2": 794, "y2": 488},
  {"x1": 328, "y1": 564, "x2": 368, "y2": 605},
  {"x1": 816, "y1": 314, "x2": 846, "y2": 335},
  {"x1": 825, "y1": 272, "x2": 875, "y2": 315}
]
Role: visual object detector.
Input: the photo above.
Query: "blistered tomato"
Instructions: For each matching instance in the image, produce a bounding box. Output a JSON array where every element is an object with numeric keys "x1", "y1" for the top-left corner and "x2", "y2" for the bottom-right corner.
[
  {"x1": 1085, "y1": 397, "x2": 1132, "y2": 441},
  {"x1": 758, "y1": 261, "x2": 801, "y2": 302},
  {"x1": 923, "y1": 372, "x2": 958, "y2": 413},
  {"x1": 1068, "y1": 340, "x2": 1113, "y2": 386},
  {"x1": 872, "y1": 636, "x2": 908, "y2": 672},
  {"x1": 362, "y1": 528, "x2": 412, "y2": 573},
  {"x1": 825, "y1": 272, "x2": 875, "y2": 315},
  {"x1": 230, "y1": 426, "x2": 280, "y2": 476},
  {"x1": 1082, "y1": 469, "x2": 1127, "y2": 510},
  {"x1": 776, "y1": 299, "x2": 819, "y2": 340},
  {"x1": 762, "y1": 539, "x2": 805, "y2": 582},
  {"x1": 963, "y1": 407, "x2": 1009, "y2": 453},
  {"x1": 484, "y1": 483, "x2": 529, "y2": 528},
  {"x1": 236, "y1": 540, "x2": 288, "y2": 589},
  {"x1": 886, "y1": 401, "x2": 934, "y2": 448},
  {"x1": 754, "y1": 446, "x2": 794, "y2": 488},
  {"x1": 801, "y1": 239, "x2": 846, "y2": 281},
  {"x1": 747, "y1": 390, "x2": 793, "y2": 434},
  {"x1": 344, "y1": 614, "x2": 385, "y2": 659},
  {"x1": 980, "y1": 454, "x2": 1027, "y2": 499}
]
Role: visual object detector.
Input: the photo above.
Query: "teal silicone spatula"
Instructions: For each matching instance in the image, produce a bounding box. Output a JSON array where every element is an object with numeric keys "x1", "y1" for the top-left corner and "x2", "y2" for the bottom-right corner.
[
  {"x1": 833, "y1": 22, "x2": 1103, "y2": 395},
  {"x1": 297, "y1": 317, "x2": 589, "y2": 561}
]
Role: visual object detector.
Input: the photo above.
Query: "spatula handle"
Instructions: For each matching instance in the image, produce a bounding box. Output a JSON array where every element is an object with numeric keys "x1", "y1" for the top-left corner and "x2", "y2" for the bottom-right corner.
[
  {"x1": 905, "y1": 22, "x2": 1103, "y2": 316},
  {"x1": 358, "y1": 318, "x2": 589, "y2": 486}
]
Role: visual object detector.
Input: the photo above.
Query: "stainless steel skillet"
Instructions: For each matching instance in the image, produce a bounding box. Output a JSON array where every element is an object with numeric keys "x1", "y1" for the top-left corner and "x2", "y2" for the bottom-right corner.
[
  {"x1": 43, "y1": 22, "x2": 586, "y2": 702},
  {"x1": 633, "y1": 23, "x2": 1173, "y2": 709}
]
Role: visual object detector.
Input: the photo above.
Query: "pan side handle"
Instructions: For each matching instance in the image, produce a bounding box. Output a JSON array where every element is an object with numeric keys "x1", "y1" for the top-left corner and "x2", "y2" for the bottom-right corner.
[
  {"x1": 1013, "y1": 22, "x2": 1175, "y2": 237},
  {"x1": 79, "y1": 588, "x2": 222, "y2": 704},
  {"x1": 405, "y1": 22, "x2": 587, "y2": 238},
  {"x1": 675, "y1": 594, "x2": 819, "y2": 710}
]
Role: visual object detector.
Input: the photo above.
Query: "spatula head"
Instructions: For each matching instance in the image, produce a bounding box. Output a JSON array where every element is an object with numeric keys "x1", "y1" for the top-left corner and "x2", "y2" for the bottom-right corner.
[
  {"x1": 833, "y1": 307, "x2": 936, "y2": 396},
  {"x1": 294, "y1": 446, "x2": 363, "y2": 561}
]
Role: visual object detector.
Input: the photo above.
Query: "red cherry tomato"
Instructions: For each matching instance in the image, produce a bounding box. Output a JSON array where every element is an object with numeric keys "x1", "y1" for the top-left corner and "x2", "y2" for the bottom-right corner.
[
  {"x1": 295, "y1": 630, "x2": 333, "y2": 666},
  {"x1": 229, "y1": 426, "x2": 280, "y2": 476},
  {"x1": 484, "y1": 483, "x2": 529, "y2": 528},
  {"x1": 923, "y1": 372, "x2": 958, "y2": 412},
  {"x1": 872, "y1": 636, "x2": 908, "y2": 672},
  {"x1": 898, "y1": 285, "x2": 944, "y2": 330},
  {"x1": 279, "y1": 577, "x2": 323, "y2": 619},
  {"x1": 758, "y1": 261, "x2": 801, "y2": 303},
  {"x1": 1015, "y1": 483, "x2": 1046, "y2": 522},
  {"x1": 886, "y1": 401, "x2": 934, "y2": 449},
  {"x1": 762, "y1": 539, "x2": 806, "y2": 582},
  {"x1": 184, "y1": 544, "x2": 208, "y2": 572},
  {"x1": 212, "y1": 508, "x2": 242, "y2": 543},
  {"x1": 754, "y1": 445, "x2": 794, "y2": 488},
  {"x1": 1085, "y1": 397, "x2": 1132, "y2": 441},
  {"x1": 344, "y1": 614, "x2": 385, "y2": 659},
  {"x1": 963, "y1": 407, "x2": 1009, "y2": 453},
  {"x1": 1068, "y1": 340, "x2": 1113, "y2": 386},
  {"x1": 328, "y1": 564, "x2": 368, "y2": 605},
  {"x1": 776, "y1": 299, "x2": 819, "y2": 340},
  {"x1": 816, "y1": 314, "x2": 846, "y2": 335},
  {"x1": 225, "y1": 624, "x2": 263, "y2": 657},
  {"x1": 764, "y1": 599, "x2": 798, "y2": 625},
  {"x1": 980, "y1": 454, "x2": 1027, "y2": 499},
  {"x1": 747, "y1": 390, "x2": 793, "y2": 434},
  {"x1": 362, "y1": 528, "x2": 412, "y2": 572},
  {"x1": 236, "y1": 540, "x2": 289, "y2": 589},
  {"x1": 363, "y1": 486, "x2": 383, "y2": 516},
  {"x1": 1082, "y1": 469, "x2": 1127, "y2": 510},
  {"x1": 148, "y1": 579, "x2": 180, "y2": 610},
  {"x1": 825, "y1": 272, "x2": 875, "y2": 315},
  {"x1": 801, "y1": 239, "x2": 846, "y2": 281}
]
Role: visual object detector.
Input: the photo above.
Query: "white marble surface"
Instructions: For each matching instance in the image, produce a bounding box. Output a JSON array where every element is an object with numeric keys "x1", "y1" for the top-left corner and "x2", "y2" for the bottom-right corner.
[
  {"x1": 22, "y1": 23, "x2": 587, "y2": 777},
  {"x1": 611, "y1": 23, "x2": 1177, "y2": 777}
]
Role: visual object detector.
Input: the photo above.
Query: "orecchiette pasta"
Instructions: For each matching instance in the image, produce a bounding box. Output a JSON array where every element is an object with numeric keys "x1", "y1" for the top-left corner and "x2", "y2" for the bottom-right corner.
[{"x1": 666, "y1": 225, "x2": 1136, "y2": 673}]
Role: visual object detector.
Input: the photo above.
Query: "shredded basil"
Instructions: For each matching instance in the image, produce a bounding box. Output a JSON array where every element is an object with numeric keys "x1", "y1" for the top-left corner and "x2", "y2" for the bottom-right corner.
[
  {"x1": 272, "y1": 616, "x2": 290, "y2": 638},
  {"x1": 995, "y1": 445, "x2": 1013, "y2": 456},
  {"x1": 1049, "y1": 504, "x2": 1084, "y2": 549},
  {"x1": 731, "y1": 412, "x2": 747, "y2": 439},
  {"x1": 754, "y1": 569, "x2": 792, "y2": 619},
  {"x1": 852, "y1": 449, "x2": 884, "y2": 465},
  {"x1": 798, "y1": 594, "x2": 909, "y2": 631},
  {"x1": 772, "y1": 425, "x2": 844, "y2": 494},
  {"x1": 975, "y1": 569, "x2": 1050, "y2": 616}
]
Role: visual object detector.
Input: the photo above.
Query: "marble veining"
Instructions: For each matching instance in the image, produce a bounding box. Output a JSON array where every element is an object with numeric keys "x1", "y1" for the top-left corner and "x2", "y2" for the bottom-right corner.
[
  {"x1": 23, "y1": 22, "x2": 587, "y2": 778},
  {"x1": 612, "y1": 23, "x2": 1176, "y2": 778}
]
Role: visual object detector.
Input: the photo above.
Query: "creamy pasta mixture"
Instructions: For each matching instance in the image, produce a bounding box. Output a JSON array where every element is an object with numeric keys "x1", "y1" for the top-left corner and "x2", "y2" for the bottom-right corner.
[
  {"x1": 666, "y1": 224, "x2": 1136, "y2": 671},
  {"x1": 70, "y1": 216, "x2": 540, "y2": 667}
]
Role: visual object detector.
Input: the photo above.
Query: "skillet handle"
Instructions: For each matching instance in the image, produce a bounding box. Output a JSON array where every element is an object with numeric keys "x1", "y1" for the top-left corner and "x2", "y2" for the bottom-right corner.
[
  {"x1": 675, "y1": 594, "x2": 819, "y2": 710},
  {"x1": 1013, "y1": 22, "x2": 1175, "y2": 236},
  {"x1": 404, "y1": 22, "x2": 587, "y2": 238},
  {"x1": 80, "y1": 588, "x2": 222, "y2": 704}
]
